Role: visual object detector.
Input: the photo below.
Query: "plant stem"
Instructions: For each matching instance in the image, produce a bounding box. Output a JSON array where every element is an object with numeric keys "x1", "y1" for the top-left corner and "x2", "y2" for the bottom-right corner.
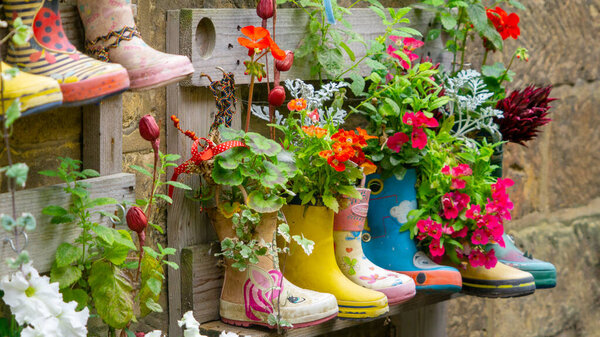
[
  {"x1": 482, "y1": 49, "x2": 489, "y2": 67},
  {"x1": 498, "y1": 52, "x2": 516, "y2": 87},
  {"x1": 458, "y1": 30, "x2": 468, "y2": 72},
  {"x1": 245, "y1": 74, "x2": 256, "y2": 133}
]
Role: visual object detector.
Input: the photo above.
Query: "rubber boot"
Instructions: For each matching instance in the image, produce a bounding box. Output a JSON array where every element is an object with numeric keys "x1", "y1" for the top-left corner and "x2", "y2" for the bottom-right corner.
[
  {"x1": 459, "y1": 261, "x2": 536, "y2": 298},
  {"x1": 77, "y1": 0, "x2": 194, "y2": 90},
  {"x1": 488, "y1": 234, "x2": 556, "y2": 289},
  {"x1": 0, "y1": 62, "x2": 62, "y2": 117},
  {"x1": 3, "y1": 0, "x2": 129, "y2": 106},
  {"x1": 362, "y1": 169, "x2": 462, "y2": 292},
  {"x1": 282, "y1": 205, "x2": 389, "y2": 320},
  {"x1": 208, "y1": 210, "x2": 339, "y2": 328},
  {"x1": 333, "y1": 188, "x2": 416, "y2": 305}
]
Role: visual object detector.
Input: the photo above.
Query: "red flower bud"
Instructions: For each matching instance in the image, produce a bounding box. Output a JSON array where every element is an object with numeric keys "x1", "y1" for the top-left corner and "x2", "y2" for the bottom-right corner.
[
  {"x1": 256, "y1": 0, "x2": 274, "y2": 20},
  {"x1": 275, "y1": 50, "x2": 294, "y2": 72},
  {"x1": 268, "y1": 86, "x2": 286, "y2": 107},
  {"x1": 139, "y1": 114, "x2": 160, "y2": 142},
  {"x1": 135, "y1": 333, "x2": 145, "y2": 337},
  {"x1": 126, "y1": 206, "x2": 148, "y2": 233}
]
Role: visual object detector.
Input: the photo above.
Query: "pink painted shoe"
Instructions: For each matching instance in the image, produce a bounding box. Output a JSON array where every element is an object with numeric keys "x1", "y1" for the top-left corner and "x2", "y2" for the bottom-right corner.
[
  {"x1": 77, "y1": 0, "x2": 194, "y2": 90},
  {"x1": 334, "y1": 188, "x2": 416, "y2": 305}
]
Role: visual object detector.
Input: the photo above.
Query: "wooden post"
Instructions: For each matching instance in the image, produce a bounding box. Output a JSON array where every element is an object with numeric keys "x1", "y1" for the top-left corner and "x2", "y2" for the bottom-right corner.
[{"x1": 82, "y1": 95, "x2": 124, "y2": 175}]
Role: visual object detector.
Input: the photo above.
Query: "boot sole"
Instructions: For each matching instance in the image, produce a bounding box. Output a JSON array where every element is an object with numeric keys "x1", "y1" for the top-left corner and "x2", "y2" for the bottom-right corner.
[
  {"x1": 461, "y1": 277, "x2": 536, "y2": 298},
  {"x1": 128, "y1": 59, "x2": 194, "y2": 90},
  {"x1": 60, "y1": 69, "x2": 130, "y2": 106},
  {"x1": 221, "y1": 312, "x2": 338, "y2": 329},
  {"x1": 337, "y1": 300, "x2": 389, "y2": 320}
]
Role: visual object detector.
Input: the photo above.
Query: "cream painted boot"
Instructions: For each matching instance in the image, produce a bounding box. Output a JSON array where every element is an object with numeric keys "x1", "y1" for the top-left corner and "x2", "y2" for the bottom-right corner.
[
  {"x1": 77, "y1": 0, "x2": 194, "y2": 90},
  {"x1": 208, "y1": 210, "x2": 339, "y2": 329},
  {"x1": 334, "y1": 188, "x2": 416, "y2": 305}
]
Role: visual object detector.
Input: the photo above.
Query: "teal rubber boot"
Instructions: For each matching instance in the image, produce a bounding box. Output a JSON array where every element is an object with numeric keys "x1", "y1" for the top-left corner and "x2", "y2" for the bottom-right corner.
[{"x1": 488, "y1": 234, "x2": 556, "y2": 289}]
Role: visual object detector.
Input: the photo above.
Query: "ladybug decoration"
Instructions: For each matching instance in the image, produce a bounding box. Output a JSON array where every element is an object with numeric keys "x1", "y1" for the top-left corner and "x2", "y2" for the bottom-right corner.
[{"x1": 29, "y1": 2, "x2": 79, "y2": 63}]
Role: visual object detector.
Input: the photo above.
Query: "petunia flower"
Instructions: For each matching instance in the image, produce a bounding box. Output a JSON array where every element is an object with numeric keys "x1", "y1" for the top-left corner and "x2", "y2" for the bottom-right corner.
[
  {"x1": 429, "y1": 238, "x2": 445, "y2": 257},
  {"x1": 451, "y1": 164, "x2": 472, "y2": 177},
  {"x1": 441, "y1": 165, "x2": 452, "y2": 175},
  {"x1": 468, "y1": 249, "x2": 486, "y2": 268},
  {"x1": 465, "y1": 204, "x2": 481, "y2": 220},
  {"x1": 471, "y1": 228, "x2": 489, "y2": 245},
  {"x1": 387, "y1": 132, "x2": 409, "y2": 153},
  {"x1": 484, "y1": 249, "x2": 498, "y2": 269},
  {"x1": 411, "y1": 127, "x2": 428, "y2": 150},
  {"x1": 451, "y1": 178, "x2": 466, "y2": 190},
  {"x1": 387, "y1": 36, "x2": 424, "y2": 69},
  {"x1": 451, "y1": 226, "x2": 468, "y2": 238}
]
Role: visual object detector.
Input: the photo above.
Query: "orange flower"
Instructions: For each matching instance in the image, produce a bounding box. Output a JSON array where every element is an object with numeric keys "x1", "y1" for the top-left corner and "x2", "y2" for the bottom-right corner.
[
  {"x1": 356, "y1": 127, "x2": 377, "y2": 141},
  {"x1": 302, "y1": 125, "x2": 327, "y2": 138},
  {"x1": 327, "y1": 156, "x2": 346, "y2": 172},
  {"x1": 237, "y1": 26, "x2": 270, "y2": 51},
  {"x1": 288, "y1": 98, "x2": 307, "y2": 111},
  {"x1": 332, "y1": 142, "x2": 355, "y2": 162},
  {"x1": 319, "y1": 149, "x2": 333, "y2": 159},
  {"x1": 332, "y1": 130, "x2": 360, "y2": 146},
  {"x1": 267, "y1": 36, "x2": 286, "y2": 60},
  {"x1": 361, "y1": 160, "x2": 377, "y2": 175}
]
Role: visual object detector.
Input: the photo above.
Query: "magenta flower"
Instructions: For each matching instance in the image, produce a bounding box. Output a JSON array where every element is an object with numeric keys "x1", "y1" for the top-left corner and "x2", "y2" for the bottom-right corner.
[
  {"x1": 387, "y1": 36, "x2": 424, "y2": 69},
  {"x1": 428, "y1": 221, "x2": 443, "y2": 240},
  {"x1": 452, "y1": 164, "x2": 473, "y2": 177},
  {"x1": 451, "y1": 178, "x2": 466, "y2": 190},
  {"x1": 429, "y1": 238, "x2": 445, "y2": 257},
  {"x1": 452, "y1": 226, "x2": 468, "y2": 238},
  {"x1": 387, "y1": 132, "x2": 409, "y2": 153},
  {"x1": 441, "y1": 224, "x2": 454, "y2": 235},
  {"x1": 411, "y1": 127, "x2": 428, "y2": 150},
  {"x1": 465, "y1": 204, "x2": 481, "y2": 220},
  {"x1": 416, "y1": 217, "x2": 434, "y2": 234},
  {"x1": 468, "y1": 250, "x2": 486, "y2": 268},
  {"x1": 471, "y1": 228, "x2": 489, "y2": 245},
  {"x1": 441, "y1": 165, "x2": 451, "y2": 175},
  {"x1": 415, "y1": 111, "x2": 439, "y2": 128},
  {"x1": 402, "y1": 112, "x2": 419, "y2": 126},
  {"x1": 484, "y1": 249, "x2": 498, "y2": 269}
]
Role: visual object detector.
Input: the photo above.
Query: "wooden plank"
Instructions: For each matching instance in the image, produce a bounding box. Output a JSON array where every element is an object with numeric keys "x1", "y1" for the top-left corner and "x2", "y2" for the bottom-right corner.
[
  {"x1": 0, "y1": 173, "x2": 135, "y2": 276},
  {"x1": 181, "y1": 242, "x2": 458, "y2": 336},
  {"x1": 82, "y1": 95, "x2": 124, "y2": 176},
  {"x1": 177, "y1": 8, "x2": 444, "y2": 86},
  {"x1": 394, "y1": 301, "x2": 448, "y2": 337}
]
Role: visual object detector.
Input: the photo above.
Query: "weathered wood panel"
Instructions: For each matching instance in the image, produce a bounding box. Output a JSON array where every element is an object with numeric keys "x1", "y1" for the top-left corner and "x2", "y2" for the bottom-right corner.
[
  {"x1": 0, "y1": 173, "x2": 135, "y2": 276},
  {"x1": 177, "y1": 8, "x2": 446, "y2": 86}
]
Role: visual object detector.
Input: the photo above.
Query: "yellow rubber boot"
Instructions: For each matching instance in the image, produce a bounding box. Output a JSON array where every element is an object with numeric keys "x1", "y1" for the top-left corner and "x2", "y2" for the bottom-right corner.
[
  {"x1": 0, "y1": 62, "x2": 62, "y2": 117},
  {"x1": 283, "y1": 205, "x2": 389, "y2": 320},
  {"x1": 459, "y1": 261, "x2": 535, "y2": 298}
]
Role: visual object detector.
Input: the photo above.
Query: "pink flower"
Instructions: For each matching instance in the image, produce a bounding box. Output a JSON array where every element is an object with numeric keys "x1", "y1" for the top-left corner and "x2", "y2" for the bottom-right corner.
[
  {"x1": 428, "y1": 221, "x2": 443, "y2": 240},
  {"x1": 308, "y1": 108, "x2": 319, "y2": 123},
  {"x1": 441, "y1": 165, "x2": 452, "y2": 175},
  {"x1": 415, "y1": 111, "x2": 439, "y2": 128},
  {"x1": 484, "y1": 249, "x2": 498, "y2": 269},
  {"x1": 387, "y1": 36, "x2": 424, "y2": 69},
  {"x1": 493, "y1": 234, "x2": 506, "y2": 248},
  {"x1": 468, "y1": 250, "x2": 486, "y2": 268},
  {"x1": 452, "y1": 164, "x2": 473, "y2": 177},
  {"x1": 387, "y1": 132, "x2": 409, "y2": 153},
  {"x1": 416, "y1": 218, "x2": 434, "y2": 234},
  {"x1": 454, "y1": 192, "x2": 471, "y2": 209},
  {"x1": 492, "y1": 178, "x2": 514, "y2": 193},
  {"x1": 402, "y1": 112, "x2": 419, "y2": 126},
  {"x1": 471, "y1": 228, "x2": 489, "y2": 245},
  {"x1": 451, "y1": 178, "x2": 466, "y2": 190},
  {"x1": 441, "y1": 224, "x2": 454, "y2": 235},
  {"x1": 411, "y1": 127, "x2": 428, "y2": 150},
  {"x1": 429, "y1": 238, "x2": 445, "y2": 257},
  {"x1": 441, "y1": 194, "x2": 460, "y2": 219},
  {"x1": 452, "y1": 226, "x2": 468, "y2": 238},
  {"x1": 465, "y1": 204, "x2": 481, "y2": 220}
]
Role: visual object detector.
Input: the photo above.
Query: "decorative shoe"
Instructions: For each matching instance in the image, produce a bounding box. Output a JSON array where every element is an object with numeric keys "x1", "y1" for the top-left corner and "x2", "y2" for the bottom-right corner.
[
  {"x1": 209, "y1": 210, "x2": 339, "y2": 328},
  {"x1": 334, "y1": 188, "x2": 416, "y2": 305},
  {"x1": 458, "y1": 261, "x2": 536, "y2": 298},
  {"x1": 0, "y1": 62, "x2": 62, "y2": 117},
  {"x1": 77, "y1": 0, "x2": 194, "y2": 90},
  {"x1": 3, "y1": 0, "x2": 129, "y2": 106},
  {"x1": 283, "y1": 205, "x2": 389, "y2": 320},
  {"x1": 489, "y1": 233, "x2": 557, "y2": 289},
  {"x1": 362, "y1": 169, "x2": 462, "y2": 292}
]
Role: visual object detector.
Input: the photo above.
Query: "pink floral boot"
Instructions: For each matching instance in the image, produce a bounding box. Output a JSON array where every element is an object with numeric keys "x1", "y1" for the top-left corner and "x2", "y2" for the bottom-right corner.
[
  {"x1": 334, "y1": 188, "x2": 417, "y2": 305},
  {"x1": 77, "y1": 0, "x2": 194, "y2": 90}
]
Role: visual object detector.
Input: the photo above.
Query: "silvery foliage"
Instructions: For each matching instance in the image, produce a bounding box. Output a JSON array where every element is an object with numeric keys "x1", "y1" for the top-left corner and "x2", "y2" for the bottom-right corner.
[
  {"x1": 252, "y1": 79, "x2": 349, "y2": 127},
  {"x1": 442, "y1": 69, "x2": 503, "y2": 149}
]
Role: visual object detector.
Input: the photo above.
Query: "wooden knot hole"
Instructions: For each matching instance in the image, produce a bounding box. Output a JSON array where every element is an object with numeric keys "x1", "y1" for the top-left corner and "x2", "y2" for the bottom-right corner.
[{"x1": 195, "y1": 17, "x2": 216, "y2": 59}]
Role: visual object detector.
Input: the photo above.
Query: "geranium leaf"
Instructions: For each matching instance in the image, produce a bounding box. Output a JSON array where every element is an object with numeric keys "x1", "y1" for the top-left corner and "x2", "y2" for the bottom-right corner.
[
  {"x1": 219, "y1": 125, "x2": 245, "y2": 141},
  {"x1": 89, "y1": 261, "x2": 134, "y2": 328},
  {"x1": 245, "y1": 132, "x2": 281, "y2": 156},
  {"x1": 212, "y1": 162, "x2": 244, "y2": 186},
  {"x1": 247, "y1": 190, "x2": 284, "y2": 213},
  {"x1": 261, "y1": 160, "x2": 286, "y2": 188}
]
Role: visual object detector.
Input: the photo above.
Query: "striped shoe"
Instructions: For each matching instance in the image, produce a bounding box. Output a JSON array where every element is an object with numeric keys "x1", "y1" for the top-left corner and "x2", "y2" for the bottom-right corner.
[
  {"x1": 3, "y1": 0, "x2": 129, "y2": 106},
  {"x1": 1, "y1": 62, "x2": 62, "y2": 117}
]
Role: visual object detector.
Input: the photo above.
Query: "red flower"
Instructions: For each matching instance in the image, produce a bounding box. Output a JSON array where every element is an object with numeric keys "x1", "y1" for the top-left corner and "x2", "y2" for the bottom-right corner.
[
  {"x1": 452, "y1": 226, "x2": 468, "y2": 238},
  {"x1": 441, "y1": 165, "x2": 452, "y2": 175},
  {"x1": 486, "y1": 7, "x2": 520, "y2": 40},
  {"x1": 303, "y1": 125, "x2": 327, "y2": 138},
  {"x1": 356, "y1": 127, "x2": 377, "y2": 141},
  {"x1": 387, "y1": 132, "x2": 409, "y2": 153},
  {"x1": 411, "y1": 127, "x2": 428, "y2": 150},
  {"x1": 415, "y1": 111, "x2": 439, "y2": 128},
  {"x1": 452, "y1": 164, "x2": 472, "y2": 177},
  {"x1": 429, "y1": 238, "x2": 445, "y2": 257},
  {"x1": 126, "y1": 206, "x2": 148, "y2": 234},
  {"x1": 139, "y1": 114, "x2": 160, "y2": 142},
  {"x1": 332, "y1": 130, "x2": 361, "y2": 146},
  {"x1": 465, "y1": 204, "x2": 481, "y2": 220},
  {"x1": 451, "y1": 178, "x2": 466, "y2": 190},
  {"x1": 332, "y1": 142, "x2": 355, "y2": 162},
  {"x1": 471, "y1": 228, "x2": 489, "y2": 245},
  {"x1": 238, "y1": 26, "x2": 270, "y2": 51},
  {"x1": 327, "y1": 156, "x2": 346, "y2": 172},
  {"x1": 267, "y1": 36, "x2": 286, "y2": 60},
  {"x1": 361, "y1": 160, "x2": 377, "y2": 175}
]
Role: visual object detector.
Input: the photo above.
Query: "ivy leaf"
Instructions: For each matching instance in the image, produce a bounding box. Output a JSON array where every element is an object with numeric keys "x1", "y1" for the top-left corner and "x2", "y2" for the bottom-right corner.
[
  {"x1": 292, "y1": 234, "x2": 315, "y2": 256},
  {"x1": 5, "y1": 163, "x2": 28, "y2": 187},
  {"x1": 211, "y1": 162, "x2": 244, "y2": 186},
  {"x1": 89, "y1": 261, "x2": 134, "y2": 328},
  {"x1": 55, "y1": 242, "x2": 82, "y2": 268},
  {"x1": 278, "y1": 223, "x2": 291, "y2": 242},
  {"x1": 247, "y1": 191, "x2": 285, "y2": 213},
  {"x1": 245, "y1": 132, "x2": 281, "y2": 156},
  {"x1": 50, "y1": 264, "x2": 82, "y2": 289}
]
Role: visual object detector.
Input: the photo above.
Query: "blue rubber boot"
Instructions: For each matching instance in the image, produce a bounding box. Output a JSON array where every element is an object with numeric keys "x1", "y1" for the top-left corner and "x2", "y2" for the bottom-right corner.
[
  {"x1": 488, "y1": 234, "x2": 557, "y2": 289},
  {"x1": 362, "y1": 169, "x2": 462, "y2": 292}
]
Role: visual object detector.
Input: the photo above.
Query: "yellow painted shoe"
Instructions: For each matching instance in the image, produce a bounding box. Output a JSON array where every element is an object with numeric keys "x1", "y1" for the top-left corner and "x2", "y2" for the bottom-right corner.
[
  {"x1": 459, "y1": 261, "x2": 535, "y2": 298},
  {"x1": 283, "y1": 205, "x2": 389, "y2": 320},
  {"x1": 0, "y1": 62, "x2": 62, "y2": 117}
]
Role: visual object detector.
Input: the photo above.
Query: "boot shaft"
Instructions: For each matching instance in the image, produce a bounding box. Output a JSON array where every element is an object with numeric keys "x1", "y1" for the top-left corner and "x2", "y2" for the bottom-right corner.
[
  {"x1": 77, "y1": 0, "x2": 136, "y2": 41},
  {"x1": 333, "y1": 188, "x2": 370, "y2": 232}
]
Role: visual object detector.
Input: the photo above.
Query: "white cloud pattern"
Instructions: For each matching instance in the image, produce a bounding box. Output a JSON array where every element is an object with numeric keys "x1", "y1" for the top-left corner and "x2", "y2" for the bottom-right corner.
[{"x1": 389, "y1": 200, "x2": 417, "y2": 224}]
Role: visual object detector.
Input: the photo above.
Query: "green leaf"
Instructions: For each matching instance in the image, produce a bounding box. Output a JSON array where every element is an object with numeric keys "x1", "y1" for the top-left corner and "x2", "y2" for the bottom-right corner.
[
  {"x1": 4, "y1": 100, "x2": 21, "y2": 128},
  {"x1": 85, "y1": 197, "x2": 118, "y2": 209},
  {"x1": 38, "y1": 170, "x2": 59, "y2": 177},
  {"x1": 81, "y1": 169, "x2": 100, "y2": 178},
  {"x1": 337, "y1": 185, "x2": 361, "y2": 199},
  {"x1": 218, "y1": 125, "x2": 245, "y2": 141},
  {"x1": 339, "y1": 41, "x2": 356, "y2": 62},
  {"x1": 349, "y1": 72, "x2": 365, "y2": 97},
  {"x1": 5, "y1": 163, "x2": 28, "y2": 187},
  {"x1": 113, "y1": 230, "x2": 137, "y2": 250},
  {"x1": 215, "y1": 147, "x2": 249, "y2": 170},
  {"x1": 145, "y1": 298, "x2": 163, "y2": 313},
  {"x1": 163, "y1": 180, "x2": 192, "y2": 190},
  {"x1": 0, "y1": 214, "x2": 15, "y2": 231},
  {"x1": 292, "y1": 234, "x2": 315, "y2": 255},
  {"x1": 261, "y1": 160, "x2": 286, "y2": 188},
  {"x1": 467, "y1": 3, "x2": 503, "y2": 50},
  {"x1": 247, "y1": 190, "x2": 285, "y2": 213},
  {"x1": 211, "y1": 163, "x2": 244, "y2": 186},
  {"x1": 365, "y1": 58, "x2": 387, "y2": 70},
  {"x1": 92, "y1": 224, "x2": 114, "y2": 245},
  {"x1": 61, "y1": 288, "x2": 89, "y2": 311},
  {"x1": 103, "y1": 242, "x2": 130, "y2": 265},
  {"x1": 245, "y1": 132, "x2": 282, "y2": 156},
  {"x1": 130, "y1": 165, "x2": 152, "y2": 177},
  {"x1": 55, "y1": 243, "x2": 82, "y2": 268},
  {"x1": 440, "y1": 13, "x2": 457, "y2": 30},
  {"x1": 154, "y1": 193, "x2": 173, "y2": 204},
  {"x1": 322, "y1": 194, "x2": 339, "y2": 213},
  {"x1": 140, "y1": 253, "x2": 163, "y2": 317},
  {"x1": 278, "y1": 223, "x2": 291, "y2": 242},
  {"x1": 89, "y1": 261, "x2": 134, "y2": 328},
  {"x1": 481, "y1": 62, "x2": 506, "y2": 78},
  {"x1": 426, "y1": 28, "x2": 441, "y2": 41},
  {"x1": 43, "y1": 205, "x2": 68, "y2": 217},
  {"x1": 508, "y1": 0, "x2": 526, "y2": 10},
  {"x1": 369, "y1": 5, "x2": 386, "y2": 19},
  {"x1": 163, "y1": 153, "x2": 181, "y2": 162},
  {"x1": 163, "y1": 260, "x2": 179, "y2": 270},
  {"x1": 50, "y1": 214, "x2": 76, "y2": 225},
  {"x1": 317, "y1": 48, "x2": 345, "y2": 77},
  {"x1": 50, "y1": 264, "x2": 82, "y2": 289}
]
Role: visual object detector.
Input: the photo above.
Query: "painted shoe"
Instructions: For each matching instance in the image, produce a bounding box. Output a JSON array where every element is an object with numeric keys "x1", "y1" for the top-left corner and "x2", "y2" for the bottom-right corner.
[
  {"x1": 334, "y1": 188, "x2": 416, "y2": 305},
  {"x1": 283, "y1": 205, "x2": 390, "y2": 320},
  {"x1": 0, "y1": 62, "x2": 62, "y2": 117},
  {"x1": 489, "y1": 234, "x2": 557, "y2": 289},
  {"x1": 363, "y1": 169, "x2": 462, "y2": 292},
  {"x1": 3, "y1": 0, "x2": 130, "y2": 106},
  {"x1": 77, "y1": 0, "x2": 194, "y2": 90},
  {"x1": 459, "y1": 261, "x2": 536, "y2": 298},
  {"x1": 209, "y1": 210, "x2": 339, "y2": 328}
]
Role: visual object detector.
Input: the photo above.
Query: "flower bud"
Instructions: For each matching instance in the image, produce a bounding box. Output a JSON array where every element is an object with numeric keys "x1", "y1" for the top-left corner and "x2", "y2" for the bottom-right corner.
[
  {"x1": 275, "y1": 50, "x2": 294, "y2": 72},
  {"x1": 256, "y1": 0, "x2": 274, "y2": 20},
  {"x1": 139, "y1": 114, "x2": 160, "y2": 142},
  {"x1": 126, "y1": 206, "x2": 148, "y2": 233},
  {"x1": 268, "y1": 86, "x2": 286, "y2": 107}
]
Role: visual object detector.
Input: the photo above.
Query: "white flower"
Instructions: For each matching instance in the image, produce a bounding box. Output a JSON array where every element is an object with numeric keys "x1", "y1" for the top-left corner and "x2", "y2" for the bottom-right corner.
[
  {"x1": 184, "y1": 326, "x2": 207, "y2": 337},
  {"x1": 20, "y1": 327, "x2": 45, "y2": 337},
  {"x1": 53, "y1": 300, "x2": 89, "y2": 337},
  {"x1": 145, "y1": 331, "x2": 164, "y2": 337},
  {"x1": 219, "y1": 332, "x2": 240, "y2": 337},
  {"x1": 0, "y1": 263, "x2": 63, "y2": 326},
  {"x1": 178, "y1": 310, "x2": 200, "y2": 329}
]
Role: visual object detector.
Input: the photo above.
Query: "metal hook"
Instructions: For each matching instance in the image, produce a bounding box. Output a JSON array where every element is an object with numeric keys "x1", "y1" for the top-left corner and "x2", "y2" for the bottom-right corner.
[
  {"x1": 108, "y1": 203, "x2": 126, "y2": 227},
  {"x1": 3, "y1": 231, "x2": 29, "y2": 253},
  {"x1": 216, "y1": 66, "x2": 227, "y2": 75}
]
